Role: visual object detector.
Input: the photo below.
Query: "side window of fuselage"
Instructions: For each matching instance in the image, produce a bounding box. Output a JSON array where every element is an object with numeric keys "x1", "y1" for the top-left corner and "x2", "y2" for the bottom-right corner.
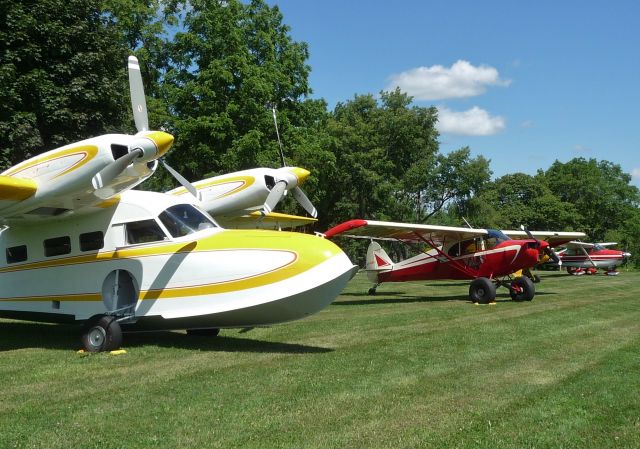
[
  {"x1": 125, "y1": 219, "x2": 167, "y2": 245},
  {"x1": 484, "y1": 237, "x2": 499, "y2": 250},
  {"x1": 6, "y1": 245, "x2": 28, "y2": 264},
  {"x1": 44, "y1": 236, "x2": 71, "y2": 257},
  {"x1": 80, "y1": 231, "x2": 104, "y2": 251},
  {"x1": 448, "y1": 238, "x2": 481, "y2": 257}
]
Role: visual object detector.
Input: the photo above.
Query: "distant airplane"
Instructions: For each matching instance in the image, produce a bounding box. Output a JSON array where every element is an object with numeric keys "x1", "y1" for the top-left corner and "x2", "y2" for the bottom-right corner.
[
  {"x1": 324, "y1": 219, "x2": 582, "y2": 304},
  {"x1": 553, "y1": 242, "x2": 631, "y2": 275}
]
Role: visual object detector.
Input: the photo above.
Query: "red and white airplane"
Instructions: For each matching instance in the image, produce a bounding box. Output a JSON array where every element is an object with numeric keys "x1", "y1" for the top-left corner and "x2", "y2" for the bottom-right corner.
[
  {"x1": 553, "y1": 242, "x2": 631, "y2": 275},
  {"x1": 324, "y1": 219, "x2": 584, "y2": 304}
]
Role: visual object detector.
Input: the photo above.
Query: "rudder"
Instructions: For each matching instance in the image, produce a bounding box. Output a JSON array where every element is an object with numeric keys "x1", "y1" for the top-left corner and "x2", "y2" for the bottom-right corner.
[{"x1": 365, "y1": 241, "x2": 393, "y2": 283}]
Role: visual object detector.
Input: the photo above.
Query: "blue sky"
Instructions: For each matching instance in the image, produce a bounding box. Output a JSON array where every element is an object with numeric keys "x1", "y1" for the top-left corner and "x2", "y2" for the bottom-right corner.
[{"x1": 267, "y1": 0, "x2": 640, "y2": 186}]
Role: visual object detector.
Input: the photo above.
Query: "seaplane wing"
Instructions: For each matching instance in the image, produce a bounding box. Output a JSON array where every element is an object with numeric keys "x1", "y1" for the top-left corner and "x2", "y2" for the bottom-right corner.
[
  {"x1": 324, "y1": 219, "x2": 488, "y2": 244},
  {"x1": 501, "y1": 230, "x2": 585, "y2": 247},
  {"x1": 0, "y1": 56, "x2": 173, "y2": 223},
  {"x1": 214, "y1": 211, "x2": 317, "y2": 230}
]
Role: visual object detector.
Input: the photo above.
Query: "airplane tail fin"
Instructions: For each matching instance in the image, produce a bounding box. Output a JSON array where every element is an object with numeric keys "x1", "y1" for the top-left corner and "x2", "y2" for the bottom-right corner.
[{"x1": 365, "y1": 241, "x2": 393, "y2": 283}]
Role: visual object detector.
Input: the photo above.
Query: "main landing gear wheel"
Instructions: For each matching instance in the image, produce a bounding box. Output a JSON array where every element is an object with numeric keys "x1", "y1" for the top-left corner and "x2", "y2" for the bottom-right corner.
[
  {"x1": 186, "y1": 328, "x2": 221, "y2": 337},
  {"x1": 469, "y1": 277, "x2": 496, "y2": 304},
  {"x1": 81, "y1": 315, "x2": 122, "y2": 352},
  {"x1": 509, "y1": 276, "x2": 535, "y2": 301}
]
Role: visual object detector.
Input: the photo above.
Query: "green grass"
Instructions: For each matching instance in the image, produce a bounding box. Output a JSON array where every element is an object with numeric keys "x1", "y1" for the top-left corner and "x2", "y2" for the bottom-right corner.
[{"x1": 1, "y1": 270, "x2": 640, "y2": 448}]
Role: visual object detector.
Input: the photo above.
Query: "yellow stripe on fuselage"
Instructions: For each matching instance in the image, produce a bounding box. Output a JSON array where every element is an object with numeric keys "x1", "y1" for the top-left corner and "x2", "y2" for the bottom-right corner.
[{"x1": 0, "y1": 230, "x2": 341, "y2": 302}]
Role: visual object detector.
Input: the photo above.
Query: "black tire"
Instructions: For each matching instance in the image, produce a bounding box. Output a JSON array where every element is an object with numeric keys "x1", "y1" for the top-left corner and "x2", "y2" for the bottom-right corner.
[
  {"x1": 368, "y1": 287, "x2": 377, "y2": 296},
  {"x1": 81, "y1": 315, "x2": 123, "y2": 352},
  {"x1": 186, "y1": 328, "x2": 221, "y2": 337},
  {"x1": 532, "y1": 274, "x2": 541, "y2": 283},
  {"x1": 469, "y1": 277, "x2": 496, "y2": 304},
  {"x1": 509, "y1": 276, "x2": 535, "y2": 301}
]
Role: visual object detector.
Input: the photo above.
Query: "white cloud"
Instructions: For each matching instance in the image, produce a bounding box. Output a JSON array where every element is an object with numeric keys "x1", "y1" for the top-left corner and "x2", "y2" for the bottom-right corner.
[
  {"x1": 436, "y1": 106, "x2": 506, "y2": 136},
  {"x1": 386, "y1": 60, "x2": 511, "y2": 100},
  {"x1": 574, "y1": 144, "x2": 592, "y2": 153},
  {"x1": 632, "y1": 168, "x2": 640, "y2": 181}
]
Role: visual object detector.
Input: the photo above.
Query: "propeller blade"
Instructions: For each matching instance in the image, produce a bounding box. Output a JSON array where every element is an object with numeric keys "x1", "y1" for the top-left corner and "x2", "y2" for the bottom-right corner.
[
  {"x1": 162, "y1": 159, "x2": 200, "y2": 201},
  {"x1": 520, "y1": 225, "x2": 537, "y2": 243},
  {"x1": 92, "y1": 149, "x2": 142, "y2": 189},
  {"x1": 545, "y1": 247, "x2": 561, "y2": 265},
  {"x1": 128, "y1": 56, "x2": 149, "y2": 132},
  {"x1": 291, "y1": 186, "x2": 318, "y2": 218},
  {"x1": 264, "y1": 180, "x2": 288, "y2": 214}
]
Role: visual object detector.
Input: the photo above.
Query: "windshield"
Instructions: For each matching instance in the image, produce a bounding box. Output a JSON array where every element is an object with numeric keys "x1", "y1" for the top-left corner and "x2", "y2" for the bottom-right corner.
[
  {"x1": 158, "y1": 204, "x2": 217, "y2": 238},
  {"x1": 487, "y1": 229, "x2": 510, "y2": 243}
]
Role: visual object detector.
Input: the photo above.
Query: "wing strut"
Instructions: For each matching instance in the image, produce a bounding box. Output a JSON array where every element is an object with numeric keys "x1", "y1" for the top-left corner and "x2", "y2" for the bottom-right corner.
[{"x1": 406, "y1": 231, "x2": 481, "y2": 279}]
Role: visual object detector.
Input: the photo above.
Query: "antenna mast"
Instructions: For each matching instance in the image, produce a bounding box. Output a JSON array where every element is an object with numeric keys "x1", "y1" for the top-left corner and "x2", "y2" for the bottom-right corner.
[{"x1": 271, "y1": 105, "x2": 286, "y2": 167}]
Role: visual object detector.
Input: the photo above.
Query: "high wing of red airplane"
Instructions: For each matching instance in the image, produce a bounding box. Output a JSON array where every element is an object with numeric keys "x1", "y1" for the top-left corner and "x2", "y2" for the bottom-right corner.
[
  {"x1": 554, "y1": 241, "x2": 631, "y2": 275},
  {"x1": 325, "y1": 219, "x2": 569, "y2": 304},
  {"x1": 501, "y1": 230, "x2": 586, "y2": 248}
]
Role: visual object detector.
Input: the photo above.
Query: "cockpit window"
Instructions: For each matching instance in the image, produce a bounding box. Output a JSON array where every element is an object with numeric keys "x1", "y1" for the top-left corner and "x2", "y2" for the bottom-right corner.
[
  {"x1": 158, "y1": 204, "x2": 216, "y2": 238},
  {"x1": 484, "y1": 229, "x2": 510, "y2": 250},
  {"x1": 126, "y1": 219, "x2": 167, "y2": 244},
  {"x1": 487, "y1": 229, "x2": 510, "y2": 242}
]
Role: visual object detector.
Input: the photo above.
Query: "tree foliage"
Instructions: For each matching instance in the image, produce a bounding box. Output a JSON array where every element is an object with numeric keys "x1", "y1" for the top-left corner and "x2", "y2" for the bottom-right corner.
[
  {"x1": 2, "y1": 1, "x2": 638, "y2": 267},
  {"x1": 543, "y1": 158, "x2": 640, "y2": 240},
  {"x1": 0, "y1": 0, "x2": 130, "y2": 168},
  {"x1": 162, "y1": 0, "x2": 314, "y2": 183},
  {"x1": 471, "y1": 172, "x2": 580, "y2": 231}
]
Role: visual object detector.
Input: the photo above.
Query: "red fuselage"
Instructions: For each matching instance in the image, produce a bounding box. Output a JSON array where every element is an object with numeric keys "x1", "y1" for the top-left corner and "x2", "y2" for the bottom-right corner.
[{"x1": 379, "y1": 240, "x2": 545, "y2": 283}]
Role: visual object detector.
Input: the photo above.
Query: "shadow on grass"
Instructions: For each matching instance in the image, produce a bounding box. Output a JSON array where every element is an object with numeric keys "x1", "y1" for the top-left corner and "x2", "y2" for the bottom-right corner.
[
  {"x1": 125, "y1": 332, "x2": 332, "y2": 354},
  {"x1": 334, "y1": 294, "x2": 473, "y2": 306},
  {"x1": 335, "y1": 290, "x2": 558, "y2": 306},
  {"x1": 0, "y1": 321, "x2": 331, "y2": 354}
]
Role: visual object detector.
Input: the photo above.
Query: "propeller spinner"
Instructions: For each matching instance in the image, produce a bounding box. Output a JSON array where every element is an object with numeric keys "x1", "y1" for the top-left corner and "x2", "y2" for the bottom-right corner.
[{"x1": 263, "y1": 167, "x2": 317, "y2": 218}]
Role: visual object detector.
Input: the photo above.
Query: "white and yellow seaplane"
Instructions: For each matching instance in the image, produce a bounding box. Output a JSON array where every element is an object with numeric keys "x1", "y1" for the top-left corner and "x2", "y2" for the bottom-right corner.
[{"x1": 0, "y1": 57, "x2": 357, "y2": 352}]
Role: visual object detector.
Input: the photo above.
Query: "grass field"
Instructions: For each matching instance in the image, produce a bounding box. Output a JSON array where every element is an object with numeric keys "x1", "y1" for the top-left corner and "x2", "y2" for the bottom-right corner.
[{"x1": 1, "y1": 270, "x2": 639, "y2": 448}]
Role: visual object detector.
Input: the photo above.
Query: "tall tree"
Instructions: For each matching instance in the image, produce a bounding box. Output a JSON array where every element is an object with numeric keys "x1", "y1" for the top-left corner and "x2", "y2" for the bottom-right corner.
[
  {"x1": 163, "y1": 0, "x2": 315, "y2": 183},
  {"x1": 544, "y1": 158, "x2": 640, "y2": 240},
  {"x1": 325, "y1": 90, "x2": 440, "y2": 225},
  {"x1": 0, "y1": 0, "x2": 131, "y2": 169},
  {"x1": 413, "y1": 147, "x2": 492, "y2": 223},
  {"x1": 472, "y1": 172, "x2": 580, "y2": 230}
]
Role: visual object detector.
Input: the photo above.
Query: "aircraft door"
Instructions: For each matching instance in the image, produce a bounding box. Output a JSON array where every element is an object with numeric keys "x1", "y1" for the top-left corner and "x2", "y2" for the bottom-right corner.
[{"x1": 101, "y1": 270, "x2": 139, "y2": 315}]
